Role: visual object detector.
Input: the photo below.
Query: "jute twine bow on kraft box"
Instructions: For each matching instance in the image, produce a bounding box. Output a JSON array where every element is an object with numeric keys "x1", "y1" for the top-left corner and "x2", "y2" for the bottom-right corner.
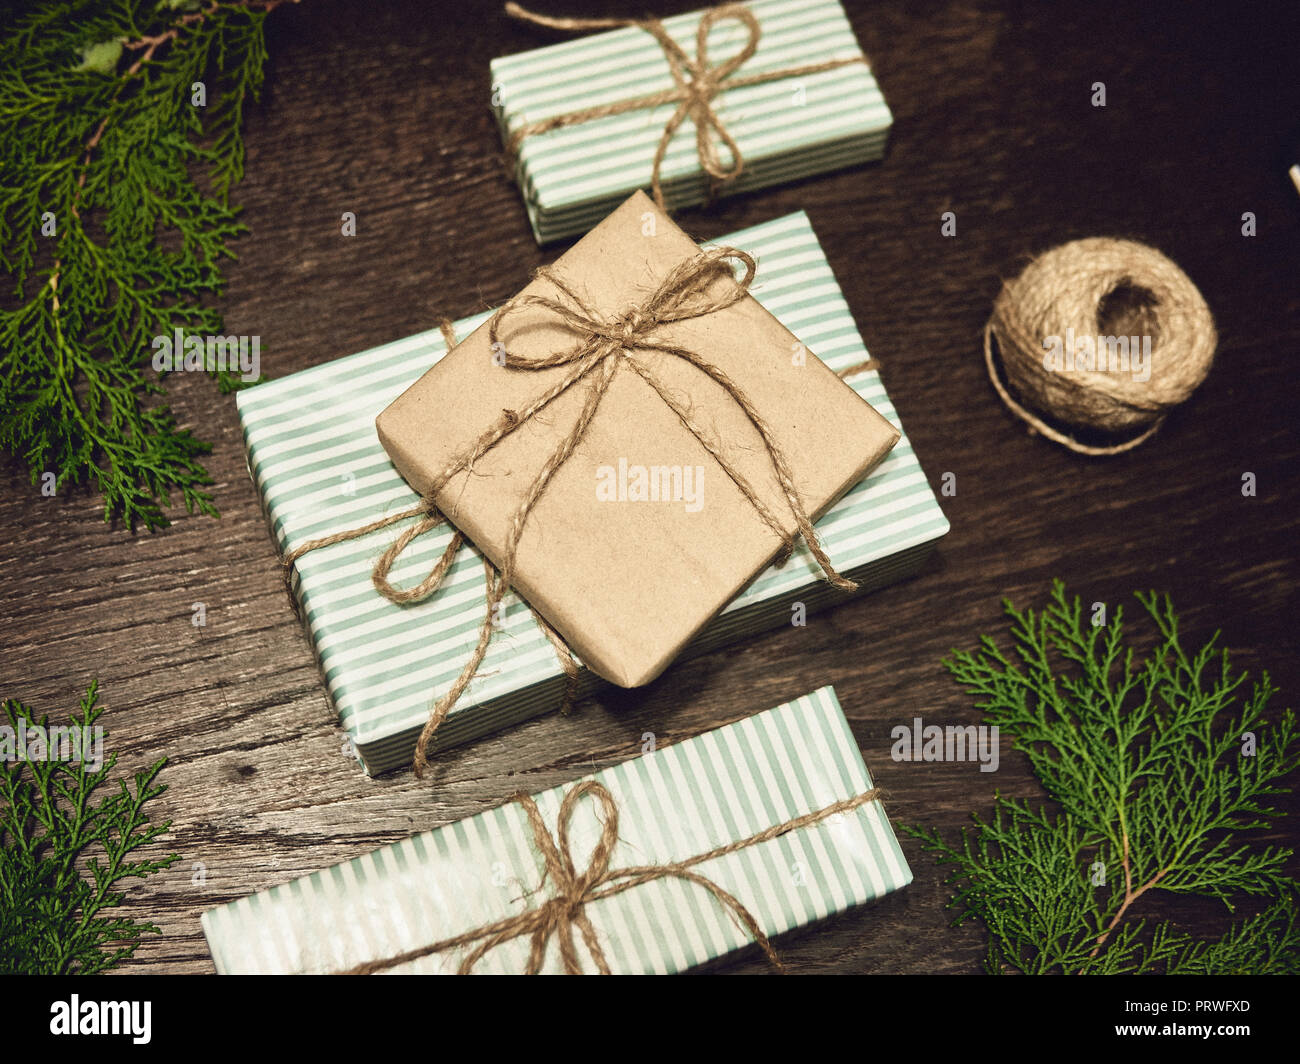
[
  {"x1": 284, "y1": 248, "x2": 875, "y2": 778},
  {"x1": 502, "y1": 2, "x2": 869, "y2": 210},
  {"x1": 983, "y1": 237, "x2": 1217, "y2": 455},
  {"x1": 339, "y1": 778, "x2": 883, "y2": 974}
]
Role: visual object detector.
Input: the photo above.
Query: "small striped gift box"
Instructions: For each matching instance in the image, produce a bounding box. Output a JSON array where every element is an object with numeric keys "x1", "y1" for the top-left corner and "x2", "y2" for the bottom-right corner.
[
  {"x1": 493, "y1": 0, "x2": 892, "y2": 243},
  {"x1": 201, "y1": 686, "x2": 911, "y2": 974},
  {"x1": 236, "y1": 210, "x2": 948, "y2": 775}
]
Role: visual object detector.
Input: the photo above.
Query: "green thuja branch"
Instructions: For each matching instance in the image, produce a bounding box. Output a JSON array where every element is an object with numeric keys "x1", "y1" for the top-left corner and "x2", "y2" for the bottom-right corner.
[
  {"x1": 909, "y1": 581, "x2": 1300, "y2": 974},
  {"x1": 0, "y1": 681, "x2": 179, "y2": 974},
  {"x1": 0, "y1": 0, "x2": 295, "y2": 530}
]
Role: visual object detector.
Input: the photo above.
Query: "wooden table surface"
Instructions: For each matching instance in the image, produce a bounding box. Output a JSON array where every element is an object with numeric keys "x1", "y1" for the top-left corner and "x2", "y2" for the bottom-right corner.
[{"x1": 2, "y1": 0, "x2": 1297, "y2": 975}]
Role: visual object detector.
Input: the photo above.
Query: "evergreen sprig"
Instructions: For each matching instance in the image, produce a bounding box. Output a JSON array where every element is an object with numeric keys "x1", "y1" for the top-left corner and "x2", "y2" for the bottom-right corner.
[
  {"x1": 0, "y1": 0, "x2": 289, "y2": 530},
  {"x1": 910, "y1": 581, "x2": 1300, "y2": 974},
  {"x1": 0, "y1": 680, "x2": 178, "y2": 974}
]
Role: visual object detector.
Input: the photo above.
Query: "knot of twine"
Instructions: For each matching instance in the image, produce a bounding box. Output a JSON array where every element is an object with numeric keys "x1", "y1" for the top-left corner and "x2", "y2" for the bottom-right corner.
[
  {"x1": 342, "y1": 778, "x2": 882, "y2": 974},
  {"x1": 285, "y1": 247, "x2": 860, "y2": 777},
  {"x1": 504, "y1": 2, "x2": 868, "y2": 210},
  {"x1": 983, "y1": 237, "x2": 1217, "y2": 455}
]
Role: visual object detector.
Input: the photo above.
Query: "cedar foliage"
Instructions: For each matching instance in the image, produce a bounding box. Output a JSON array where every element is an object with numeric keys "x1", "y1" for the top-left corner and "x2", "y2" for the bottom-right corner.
[
  {"x1": 911, "y1": 582, "x2": 1300, "y2": 974},
  {"x1": 0, "y1": 0, "x2": 287, "y2": 529},
  {"x1": 0, "y1": 681, "x2": 178, "y2": 974}
]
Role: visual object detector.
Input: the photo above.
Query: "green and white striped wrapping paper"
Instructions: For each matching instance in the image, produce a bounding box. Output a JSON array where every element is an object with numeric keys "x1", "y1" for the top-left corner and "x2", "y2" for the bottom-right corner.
[
  {"x1": 236, "y1": 210, "x2": 948, "y2": 775},
  {"x1": 492, "y1": 0, "x2": 892, "y2": 243},
  {"x1": 202, "y1": 686, "x2": 911, "y2": 974}
]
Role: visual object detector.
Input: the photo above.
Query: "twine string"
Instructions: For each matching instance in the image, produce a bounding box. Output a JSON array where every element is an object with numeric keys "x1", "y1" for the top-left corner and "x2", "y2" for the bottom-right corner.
[
  {"x1": 982, "y1": 237, "x2": 1216, "y2": 456},
  {"x1": 341, "y1": 778, "x2": 882, "y2": 974},
  {"x1": 503, "y1": 2, "x2": 869, "y2": 209}
]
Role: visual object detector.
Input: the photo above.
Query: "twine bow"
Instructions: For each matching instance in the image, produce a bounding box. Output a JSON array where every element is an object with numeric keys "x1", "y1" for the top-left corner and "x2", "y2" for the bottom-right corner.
[
  {"x1": 504, "y1": 2, "x2": 869, "y2": 210},
  {"x1": 342, "y1": 778, "x2": 882, "y2": 974},
  {"x1": 286, "y1": 247, "x2": 859, "y2": 778}
]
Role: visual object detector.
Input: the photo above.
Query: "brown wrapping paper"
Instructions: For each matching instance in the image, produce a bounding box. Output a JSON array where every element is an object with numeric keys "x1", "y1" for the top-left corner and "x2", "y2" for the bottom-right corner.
[{"x1": 376, "y1": 191, "x2": 899, "y2": 688}]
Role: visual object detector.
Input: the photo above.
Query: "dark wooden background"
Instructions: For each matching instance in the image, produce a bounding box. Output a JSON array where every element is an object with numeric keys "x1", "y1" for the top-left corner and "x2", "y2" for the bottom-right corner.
[{"x1": 2, "y1": 0, "x2": 1298, "y2": 975}]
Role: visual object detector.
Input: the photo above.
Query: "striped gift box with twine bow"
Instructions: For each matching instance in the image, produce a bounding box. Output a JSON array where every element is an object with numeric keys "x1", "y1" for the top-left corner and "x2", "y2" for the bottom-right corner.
[
  {"x1": 493, "y1": 0, "x2": 892, "y2": 243},
  {"x1": 236, "y1": 211, "x2": 948, "y2": 775},
  {"x1": 201, "y1": 685, "x2": 912, "y2": 974}
]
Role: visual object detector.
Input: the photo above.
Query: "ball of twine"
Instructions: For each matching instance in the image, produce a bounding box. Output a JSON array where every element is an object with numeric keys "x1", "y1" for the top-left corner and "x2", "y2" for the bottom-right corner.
[{"x1": 983, "y1": 237, "x2": 1217, "y2": 455}]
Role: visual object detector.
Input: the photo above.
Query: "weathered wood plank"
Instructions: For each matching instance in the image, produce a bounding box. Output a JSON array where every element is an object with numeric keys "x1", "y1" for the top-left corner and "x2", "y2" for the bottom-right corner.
[{"x1": 1, "y1": 0, "x2": 1296, "y2": 974}]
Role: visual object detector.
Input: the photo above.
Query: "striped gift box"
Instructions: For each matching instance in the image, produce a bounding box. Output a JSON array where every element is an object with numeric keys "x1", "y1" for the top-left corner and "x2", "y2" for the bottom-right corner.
[
  {"x1": 201, "y1": 686, "x2": 911, "y2": 974},
  {"x1": 493, "y1": 0, "x2": 892, "y2": 243},
  {"x1": 237, "y1": 210, "x2": 948, "y2": 775}
]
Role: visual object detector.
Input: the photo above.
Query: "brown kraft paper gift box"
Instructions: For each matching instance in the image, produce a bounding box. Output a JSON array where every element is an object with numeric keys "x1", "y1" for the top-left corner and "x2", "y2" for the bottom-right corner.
[{"x1": 376, "y1": 190, "x2": 899, "y2": 688}]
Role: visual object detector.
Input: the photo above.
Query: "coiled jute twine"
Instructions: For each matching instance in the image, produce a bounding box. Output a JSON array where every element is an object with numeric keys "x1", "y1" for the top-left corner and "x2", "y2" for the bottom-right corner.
[{"x1": 983, "y1": 237, "x2": 1217, "y2": 455}]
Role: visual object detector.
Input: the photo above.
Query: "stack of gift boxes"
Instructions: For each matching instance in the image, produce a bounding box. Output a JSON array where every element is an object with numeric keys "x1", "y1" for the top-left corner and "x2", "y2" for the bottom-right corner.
[{"x1": 204, "y1": 0, "x2": 948, "y2": 975}]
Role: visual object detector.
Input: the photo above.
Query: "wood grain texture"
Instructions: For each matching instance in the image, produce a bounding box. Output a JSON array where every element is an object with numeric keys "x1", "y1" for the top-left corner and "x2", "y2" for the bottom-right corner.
[{"x1": 1, "y1": 0, "x2": 1298, "y2": 975}]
